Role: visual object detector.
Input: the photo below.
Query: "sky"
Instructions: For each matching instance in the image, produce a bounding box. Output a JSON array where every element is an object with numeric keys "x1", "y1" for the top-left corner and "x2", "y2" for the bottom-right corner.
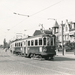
[{"x1": 0, "y1": 0, "x2": 75, "y2": 44}]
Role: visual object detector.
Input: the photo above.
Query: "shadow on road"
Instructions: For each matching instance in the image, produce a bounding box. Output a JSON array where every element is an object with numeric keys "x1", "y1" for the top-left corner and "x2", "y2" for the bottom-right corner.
[{"x1": 53, "y1": 56, "x2": 75, "y2": 61}]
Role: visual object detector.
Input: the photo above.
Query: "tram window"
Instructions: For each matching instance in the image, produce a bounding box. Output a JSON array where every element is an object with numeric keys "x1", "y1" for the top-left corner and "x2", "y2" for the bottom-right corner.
[
  {"x1": 35, "y1": 40, "x2": 38, "y2": 45},
  {"x1": 21, "y1": 42, "x2": 22, "y2": 46},
  {"x1": 53, "y1": 37, "x2": 54, "y2": 46},
  {"x1": 15, "y1": 43, "x2": 16, "y2": 47},
  {"x1": 31, "y1": 40, "x2": 34, "y2": 46},
  {"x1": 24, "y1": 41, "x2": 25, "y2": 45},
  {"x1": 43, "y1": 38, "x2": 46, "y2": 45},
  {"x1": 17, "y1": 43, "x2": 18, "y2": 46},
  {"x1": 19, "y1": 43, "x2": 20, "y2": 46},
  {"x1": 39, "y1": 38, "x2": 42, "y2": 45},
  {"x1": 28, "y1": 41, "x2": 30, "y2": 46},
  {"x1": 54, "y1": 37, "x2": 56, "y2": 45},
  {"x1": 47, "y1": 38, "x2": 49, "y2": 46}
]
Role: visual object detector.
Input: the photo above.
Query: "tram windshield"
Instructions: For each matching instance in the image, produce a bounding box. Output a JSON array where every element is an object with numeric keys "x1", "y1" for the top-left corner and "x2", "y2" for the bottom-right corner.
[
  {"x1": 44, "y1": 37, "x2": 54, "y2": 46},
  {"x1": 43, "y1": 37, "x2": 51, "y2": 46},
  {"x1": 43, "y1": 36, "x2": 55, "y2": 46}
]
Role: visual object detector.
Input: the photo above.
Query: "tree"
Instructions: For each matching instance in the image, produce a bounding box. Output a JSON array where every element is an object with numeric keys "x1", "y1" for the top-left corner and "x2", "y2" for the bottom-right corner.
[{"x1": 3, "y1": 38, "x2": 7, "y2": 49}]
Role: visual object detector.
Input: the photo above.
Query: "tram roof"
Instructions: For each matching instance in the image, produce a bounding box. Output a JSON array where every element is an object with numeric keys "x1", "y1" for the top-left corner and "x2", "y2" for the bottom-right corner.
[{"x1": 10, "y1": 30, "x2": 55, "y2": 43}]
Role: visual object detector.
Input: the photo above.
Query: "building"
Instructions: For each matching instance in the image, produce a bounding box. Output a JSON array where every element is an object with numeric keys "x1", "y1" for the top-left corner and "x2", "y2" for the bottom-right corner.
[{"x1": 52, "y1": 19, "x2": 75, "y2": 47}]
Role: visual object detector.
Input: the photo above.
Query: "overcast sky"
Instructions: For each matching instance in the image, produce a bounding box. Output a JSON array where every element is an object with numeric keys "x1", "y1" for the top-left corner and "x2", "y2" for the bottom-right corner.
[{"x1": 0, "y1": 0, "x2": 75, "y2": 44}]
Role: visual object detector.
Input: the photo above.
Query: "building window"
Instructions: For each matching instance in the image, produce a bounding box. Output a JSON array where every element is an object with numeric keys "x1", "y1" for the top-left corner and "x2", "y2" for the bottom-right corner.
[
  {"x1": 69, "y1": 24, "x2": 72, "y2": 30},
  {"x1": 56, "y1": 28, "x2": 58, "y2": 33}
]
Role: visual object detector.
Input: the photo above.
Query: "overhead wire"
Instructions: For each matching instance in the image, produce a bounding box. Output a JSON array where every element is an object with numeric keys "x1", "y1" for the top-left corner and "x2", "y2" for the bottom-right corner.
[
  {"x1": 2, "y1": 0, "x2": 64, "y2": 32},
  {"x1": 30, "y1": 0, "x2": 64, "y2": 17},
  {"x1": 10, "y1": 0, "x2": 64, "y2": 31}
]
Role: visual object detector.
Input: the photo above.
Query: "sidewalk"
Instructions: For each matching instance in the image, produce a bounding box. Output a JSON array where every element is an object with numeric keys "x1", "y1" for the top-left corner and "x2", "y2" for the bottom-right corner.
[{"x1": 56, "y1": 52, "x2": 75, "y2": 59}]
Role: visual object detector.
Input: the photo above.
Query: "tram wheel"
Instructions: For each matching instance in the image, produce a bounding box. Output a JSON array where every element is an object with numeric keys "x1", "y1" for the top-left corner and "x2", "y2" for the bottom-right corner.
[
  {"x1": 30, "y1": 53, "x2": 34, "y2": 58},
  {"x1": 38, "y1": 55, "x2": 43, "y2": 60}
]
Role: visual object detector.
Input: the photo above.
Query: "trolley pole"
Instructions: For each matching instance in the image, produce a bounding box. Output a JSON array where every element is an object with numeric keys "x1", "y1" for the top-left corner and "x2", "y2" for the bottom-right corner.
[{"x1": 61, "y1": 21, "x2": 64, "y2": 55}]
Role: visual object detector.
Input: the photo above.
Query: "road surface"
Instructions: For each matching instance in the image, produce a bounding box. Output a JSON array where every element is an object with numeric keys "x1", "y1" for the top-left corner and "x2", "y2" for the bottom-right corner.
[{"x1": 0, "y1": 48, "x2": 75, "y2": 75}]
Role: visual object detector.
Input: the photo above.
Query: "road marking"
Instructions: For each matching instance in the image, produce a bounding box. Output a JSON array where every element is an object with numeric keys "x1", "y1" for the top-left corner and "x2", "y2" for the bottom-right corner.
[{"x1": 20, "y1": 62, "x2": 72, "y2": 75}]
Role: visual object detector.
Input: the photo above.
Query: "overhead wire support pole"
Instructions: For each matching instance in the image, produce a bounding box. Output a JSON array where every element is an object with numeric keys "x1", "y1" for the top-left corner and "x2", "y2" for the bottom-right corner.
[{"x1": 61, "y1": 21, "x2": 64, "y2": 55}]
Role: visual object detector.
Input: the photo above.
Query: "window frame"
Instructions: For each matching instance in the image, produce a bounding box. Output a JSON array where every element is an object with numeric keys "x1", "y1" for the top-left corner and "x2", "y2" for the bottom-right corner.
[
  {"x1": 31, "y1": 40, "x2": 34, "y2": 46},
  {"x1": 39, "y1": 38, "x2": 42, "y2": 45},
  {"x1": 43, "y1": 37, "x2": 47, "y2": 46},
  {"x1": 28, "y1": 41, "x2": 30, "y2": 46}
]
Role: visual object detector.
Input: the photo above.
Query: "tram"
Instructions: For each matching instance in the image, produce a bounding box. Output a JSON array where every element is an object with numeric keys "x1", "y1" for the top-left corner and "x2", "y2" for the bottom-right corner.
[{"x1": 10, "y1": 30, "x2": 56, "y2": 59}]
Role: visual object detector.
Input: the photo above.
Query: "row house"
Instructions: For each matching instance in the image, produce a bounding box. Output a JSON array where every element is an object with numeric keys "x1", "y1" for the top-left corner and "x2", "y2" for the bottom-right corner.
[{"x1": 52, "y1": 20, "x2": 75, "y2": 46}]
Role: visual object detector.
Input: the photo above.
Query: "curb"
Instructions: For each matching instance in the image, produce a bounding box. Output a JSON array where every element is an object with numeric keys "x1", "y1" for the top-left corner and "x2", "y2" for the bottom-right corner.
[{"x1": 56, "y1": 54, "x2": 75, "y2": 59}]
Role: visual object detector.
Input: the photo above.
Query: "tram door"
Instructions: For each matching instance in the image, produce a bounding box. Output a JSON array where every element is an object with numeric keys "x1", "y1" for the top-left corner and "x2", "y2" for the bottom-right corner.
[{"x1": 26, "y1": 40, "x2": 28, "y2": 54}]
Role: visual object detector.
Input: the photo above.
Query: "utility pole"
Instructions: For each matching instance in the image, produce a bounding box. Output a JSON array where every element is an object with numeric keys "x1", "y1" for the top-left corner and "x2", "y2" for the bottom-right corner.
[{"x1": 61, "y1": 21, "x2": 64, "y2": 55}]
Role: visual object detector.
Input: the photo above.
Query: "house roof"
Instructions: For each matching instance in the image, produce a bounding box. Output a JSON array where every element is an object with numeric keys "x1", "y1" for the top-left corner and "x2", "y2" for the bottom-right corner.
[
  {"x1": 33, "y1": 30, "x2": 52, "y2": 36},
  {"x1": 52, "y1": 20, "x2": 59, "y2": 28},
  {"x1": 33, "y1": 30, "x2": 43, "y2": 36}
]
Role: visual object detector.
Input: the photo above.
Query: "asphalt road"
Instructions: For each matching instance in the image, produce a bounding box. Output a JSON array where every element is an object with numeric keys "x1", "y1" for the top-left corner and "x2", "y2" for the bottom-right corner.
[{"x1": 0, "y1": 48, "x2": 75, "y2": 75}]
